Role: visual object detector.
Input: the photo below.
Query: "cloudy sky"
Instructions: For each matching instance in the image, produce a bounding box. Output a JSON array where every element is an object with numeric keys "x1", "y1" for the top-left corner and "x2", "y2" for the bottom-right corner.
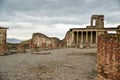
[{"x1": 0, "y1": 0, "x2": 120, "y2": 40}]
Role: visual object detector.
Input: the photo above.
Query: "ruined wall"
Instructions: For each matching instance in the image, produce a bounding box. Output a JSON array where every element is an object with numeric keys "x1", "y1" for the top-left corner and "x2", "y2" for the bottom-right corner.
[
  {"x1": 62, "y1": 31, "x2": 73, "y2": 47},
  {"x1": 20, "y1": 39, "x2": 32, "y2": 49},
  {"x1": 32, "y1": 33, "x2": 61, "y2": 49},
  {"x1": 96, "y1": 32, "x2": 120, "y2": 80},
  {"x1": 0, "y1": 28, "x2": 8, "y2": 55},
  {"x1": 50, "y1": 37, "x2": 60, "y2": 48},
  {"x1": 0, "y1": 29, "x2": 7, "y2": 44},
  {"x1": 90, "y1": 15, "x2": 104, "y2": 29}
]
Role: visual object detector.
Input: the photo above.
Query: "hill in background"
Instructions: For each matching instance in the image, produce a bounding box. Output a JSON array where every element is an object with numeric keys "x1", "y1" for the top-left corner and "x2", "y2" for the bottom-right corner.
[{"x1": 7, "y1": 38, "x2": 23, "y2": 43}]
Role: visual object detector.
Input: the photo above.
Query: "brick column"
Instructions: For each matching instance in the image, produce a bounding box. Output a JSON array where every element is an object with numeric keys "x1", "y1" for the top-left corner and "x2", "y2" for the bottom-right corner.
[{"x1": 96, "y1": 33, "x2": 120, "y2": 80}]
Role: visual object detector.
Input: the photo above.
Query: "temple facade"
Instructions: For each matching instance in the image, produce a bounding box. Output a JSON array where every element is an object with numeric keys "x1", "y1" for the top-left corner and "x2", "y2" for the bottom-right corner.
[{"x1": 66, "y1": 15, "x2": 119, "y2": 48}]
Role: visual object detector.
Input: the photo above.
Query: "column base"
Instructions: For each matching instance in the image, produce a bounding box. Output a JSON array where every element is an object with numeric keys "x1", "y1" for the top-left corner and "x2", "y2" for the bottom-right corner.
[{"x1": 79, "y1": 44, "x2": 84, "y2": 48}]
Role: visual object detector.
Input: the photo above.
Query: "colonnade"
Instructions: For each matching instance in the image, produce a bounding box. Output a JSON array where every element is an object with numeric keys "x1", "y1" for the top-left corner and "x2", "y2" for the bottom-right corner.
[{"x1": 73, "y1": 31, "x2": 97, "y2": 45}]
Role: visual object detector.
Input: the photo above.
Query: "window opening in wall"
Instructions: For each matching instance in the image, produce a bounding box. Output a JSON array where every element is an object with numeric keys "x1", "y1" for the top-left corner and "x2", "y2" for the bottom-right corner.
[{"x1": 93, "y1": 20, "x2": 96, "y2": 26}]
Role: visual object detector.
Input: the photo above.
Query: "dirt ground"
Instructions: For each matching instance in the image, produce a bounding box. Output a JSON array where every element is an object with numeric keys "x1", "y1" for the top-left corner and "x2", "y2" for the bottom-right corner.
[{"x1": 0, "y1": 48, "x2": 97, "y2": 80}]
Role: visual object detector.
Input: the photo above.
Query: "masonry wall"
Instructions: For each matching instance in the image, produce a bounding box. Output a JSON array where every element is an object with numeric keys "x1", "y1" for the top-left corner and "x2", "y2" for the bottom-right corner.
[
  {"x1": 62, "y1": 31, "x2": 73, "y2": 47},
  {"x1": 31, "y1": 33, "x2": 61, "y2": 49},
  {"x1": 0, "y1": 29, "x2": 8, "y2": 55},
  {"x1": 96, "y1": 32, "x2": 120, "y2": 80},
  {"x1": 0, "y1": 29, "x2": 7, "y2": 44}
]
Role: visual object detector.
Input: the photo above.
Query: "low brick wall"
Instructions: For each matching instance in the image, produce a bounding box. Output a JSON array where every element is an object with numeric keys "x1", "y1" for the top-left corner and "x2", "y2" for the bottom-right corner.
[
  {"x1": 96, "y1": 32, "x2": 120, "y2": 80},
  {"x1": 0, "y1": 44, "x2": 8, "y2": 55}
]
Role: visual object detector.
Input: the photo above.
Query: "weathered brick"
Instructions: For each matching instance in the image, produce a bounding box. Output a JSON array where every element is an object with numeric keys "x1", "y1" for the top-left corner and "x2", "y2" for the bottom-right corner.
[{"x1": 96, "y1": 32, "x2": 120, "y2": 80}]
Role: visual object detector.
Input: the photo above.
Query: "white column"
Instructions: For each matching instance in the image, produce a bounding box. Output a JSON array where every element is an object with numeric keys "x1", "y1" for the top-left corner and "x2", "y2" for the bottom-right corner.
[
  {"x1": 91, "y1": 31, "x2": 93, "y2": 44},
  {"x1": 81, "y1": 31, "x2": 83, "y2": 43},
  {"x1": 77, "y1": 31, "x2": 79, "y2": 45},
  {"x1": 86, "y1": 31, "x2": 88, "y2": 43}
]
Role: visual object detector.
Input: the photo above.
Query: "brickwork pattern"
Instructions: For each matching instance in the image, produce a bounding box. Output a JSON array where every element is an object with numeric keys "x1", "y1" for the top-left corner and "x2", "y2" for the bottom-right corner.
[{"x1": 96, "y1": 32, "x2": 120, "y2": 80}]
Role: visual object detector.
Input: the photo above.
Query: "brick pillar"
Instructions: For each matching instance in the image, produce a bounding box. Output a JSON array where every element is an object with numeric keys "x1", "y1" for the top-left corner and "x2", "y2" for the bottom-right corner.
[{"x1": 96, "y1": 33, "x2": 120, "y2": 80}]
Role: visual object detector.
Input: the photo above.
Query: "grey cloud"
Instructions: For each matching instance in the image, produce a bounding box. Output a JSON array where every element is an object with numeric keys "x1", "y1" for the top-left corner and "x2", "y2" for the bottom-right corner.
[
  {"x1": 1, "y1": 0, "x2": 84, "y2": 11},
  {"x1": 0, "y1": 0, "x2": 120, "y2": 26},
  {"x1": 0, "y1": 0, "x2": 119, "y2": 40}
]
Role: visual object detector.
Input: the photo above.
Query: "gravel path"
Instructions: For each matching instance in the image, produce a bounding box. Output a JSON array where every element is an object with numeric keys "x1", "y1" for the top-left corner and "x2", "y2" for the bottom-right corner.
[{"x1": 0, "y1": 48, "x2": 97, "y2": 80}]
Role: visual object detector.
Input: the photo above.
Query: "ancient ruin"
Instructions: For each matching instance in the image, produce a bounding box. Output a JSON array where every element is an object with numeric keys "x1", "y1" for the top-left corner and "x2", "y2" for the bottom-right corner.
[
  {"x1": 0, "y1": 27, "x2": 8, "y2": 55},
  {"x1": 66, "y1": 15, "x2": 119, "y2": 48},
  {"x1": 31, "y1": 33, "x2": 61, "y2": 50},
  {"x1": 96, "y1": 31, "x2": 120, "y2": 80},
  {"x1": 0, "y1": 14, "x2": 120, "y2": 79},
  {"x1": 20, "y1": 15, "x2": 120, "y2": 50},
  {"x1": 17, "y1": 44, "x2": 25, "y2": 53}
]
